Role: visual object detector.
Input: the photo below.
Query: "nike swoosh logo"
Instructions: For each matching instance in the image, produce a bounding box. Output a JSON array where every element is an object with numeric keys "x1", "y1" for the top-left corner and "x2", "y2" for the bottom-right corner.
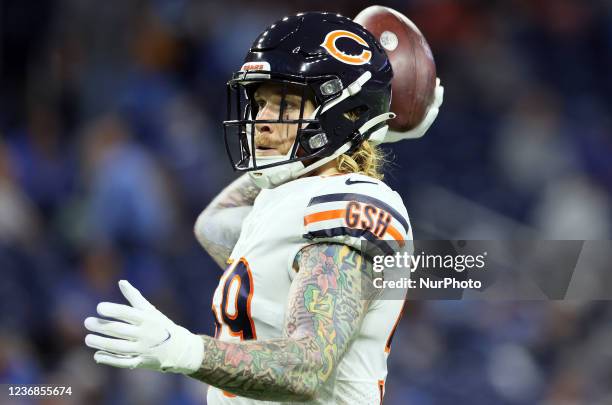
[
  {"x1": 150, "y1": 330, "x2": 171, "y2": 348},
  {"x1": 345, "y1": 178, "x2": 378, "y2": 186}
]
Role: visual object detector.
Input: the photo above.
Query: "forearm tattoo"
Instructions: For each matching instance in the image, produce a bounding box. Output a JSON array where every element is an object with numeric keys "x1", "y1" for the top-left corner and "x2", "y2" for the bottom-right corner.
[
  {"x1": 213, "y1": 174, "x2": 261, "y2": 210},
  {"x1": 196, "y1": 175, "x2": 261, "y2": 268},
  {"x1": 189, "y1": 243, "x2": 373, "y2": 401}
]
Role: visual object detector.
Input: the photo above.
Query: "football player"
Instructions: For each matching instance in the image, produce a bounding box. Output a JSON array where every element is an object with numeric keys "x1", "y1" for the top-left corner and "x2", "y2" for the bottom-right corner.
[{"x1": 84, "y1": 12, "x2": 443, "y2": 404}]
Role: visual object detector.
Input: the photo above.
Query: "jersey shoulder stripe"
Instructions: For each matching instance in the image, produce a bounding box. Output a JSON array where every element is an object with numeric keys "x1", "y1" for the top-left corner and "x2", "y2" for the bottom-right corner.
[
  {"x1": 307, "y1": 192, "x2": 410, "y2": 234},
  {"x1": 302, "y1": 226, "x2": 396, "y2": 256},
  {"x1": 302, "y1": 183, "x2": 411, "y2": 257},
  {"x1": 303, "y1": 208, "x2": 405, "y2": 245}
]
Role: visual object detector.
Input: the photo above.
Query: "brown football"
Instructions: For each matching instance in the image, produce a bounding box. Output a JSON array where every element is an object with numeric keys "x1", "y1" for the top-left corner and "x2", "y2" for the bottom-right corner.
[{"x1": 355, "y1": 6, "x2": 436, "y2": 132}]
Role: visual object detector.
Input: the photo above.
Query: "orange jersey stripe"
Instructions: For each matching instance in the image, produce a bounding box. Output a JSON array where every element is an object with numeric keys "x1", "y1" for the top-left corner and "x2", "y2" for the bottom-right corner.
[
  {"x1": 303, "y1": 209, "x2": 345, "y2": 226},
  {"x1": 386, "y1": 224, "x2": 405, "y2": 246},
  {"x1": 305, "y1": 209, "x2": 406, "y2": 247},
  {"x1": 385, "y1": 302, "x2": 406, "y2": 353}
]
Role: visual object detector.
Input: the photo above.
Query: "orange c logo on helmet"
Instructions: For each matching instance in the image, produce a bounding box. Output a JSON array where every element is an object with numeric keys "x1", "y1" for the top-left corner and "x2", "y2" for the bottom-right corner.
[{"x1": 321, "y1": 30, "x2": 372, "y2": 65}]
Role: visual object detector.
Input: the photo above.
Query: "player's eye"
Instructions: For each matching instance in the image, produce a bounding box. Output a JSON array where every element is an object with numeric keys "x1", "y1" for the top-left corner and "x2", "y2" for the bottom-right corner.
[
  {"x1": 256, "y1": 99, "x2": 266, "y2": 109},
  {"x1": 288, "y1": 97, "x2": 302, "y2": 110}
]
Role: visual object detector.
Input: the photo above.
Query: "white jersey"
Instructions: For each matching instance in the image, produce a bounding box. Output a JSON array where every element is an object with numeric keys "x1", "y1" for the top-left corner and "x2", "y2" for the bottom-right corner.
[{"x1": 208, "y1": 173, "x2": 412, "y2": 405}]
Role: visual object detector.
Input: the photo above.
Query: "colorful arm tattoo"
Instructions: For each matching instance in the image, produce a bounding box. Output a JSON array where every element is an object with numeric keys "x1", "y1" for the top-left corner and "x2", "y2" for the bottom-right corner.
[{"x1": 189, "y1": 243, "x2": 373, "y2": 401}]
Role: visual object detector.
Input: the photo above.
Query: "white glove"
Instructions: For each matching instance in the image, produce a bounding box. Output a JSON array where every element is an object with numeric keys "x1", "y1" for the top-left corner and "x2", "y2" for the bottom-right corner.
[
  {"x1": 380, "y1": 78, "x2": 444, "y2": 143},
  {"x1": 84, "y1": 280, "x2": 204, "y2": 374}
]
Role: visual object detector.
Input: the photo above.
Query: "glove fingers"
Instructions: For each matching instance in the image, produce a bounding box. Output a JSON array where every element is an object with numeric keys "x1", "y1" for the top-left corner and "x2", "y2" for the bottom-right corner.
[
  {"x1": 85, "y1": 333, "x2": 140, "y2": 355},
  {"x1": 97, "y1": 302, "x2": 143, "y2": 324},
  {"x1": 118, "y1": 280, "x2": 156, "y2": 311},
  {"x1": 423, "y1": 104, "x2": 440, "y2": 127},
  {"x1": 84, "y1": 317, "x2": 140, "y2": 340},
  {"x1": 433, "y1": 83, "x2": 444, "y2": 109},
  {"x1": 422, "y1": 83, "x2": 443, "y2": 128},
  {"x1": 94, "y1": 351, "x2": 142, "y2": 369},
  {"x1": 382, "y1": 79, "x2": 443, "y2": 143}
]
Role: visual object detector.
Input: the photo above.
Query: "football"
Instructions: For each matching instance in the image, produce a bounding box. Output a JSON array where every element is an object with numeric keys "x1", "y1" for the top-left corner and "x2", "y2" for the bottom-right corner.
[{"x1": 355, "y1": 6, "x2": 436, "y2": 132}]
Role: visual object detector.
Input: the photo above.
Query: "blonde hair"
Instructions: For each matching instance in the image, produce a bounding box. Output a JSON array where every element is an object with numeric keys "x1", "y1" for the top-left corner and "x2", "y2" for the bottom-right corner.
[{"x1": 336, "y1": 140, "x2": 386, "y2": 180}]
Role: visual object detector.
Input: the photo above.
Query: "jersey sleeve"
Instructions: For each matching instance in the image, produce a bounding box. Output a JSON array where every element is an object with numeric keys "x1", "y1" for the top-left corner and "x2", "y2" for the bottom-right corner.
[{"x1": 301, "y1": 175, "x2": 412, "y2": 258}]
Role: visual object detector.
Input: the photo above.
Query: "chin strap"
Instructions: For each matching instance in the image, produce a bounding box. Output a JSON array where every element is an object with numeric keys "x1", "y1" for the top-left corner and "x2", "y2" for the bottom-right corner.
[
  {"x1": 248, "y1": 142, "x2": 352, "y2": 189},
  {"x1": 292, "y1": 142, "x2": 352, "y2": 178},
  {"x1": 361, "y1": 112, "x2": 395, "y2": 145}
]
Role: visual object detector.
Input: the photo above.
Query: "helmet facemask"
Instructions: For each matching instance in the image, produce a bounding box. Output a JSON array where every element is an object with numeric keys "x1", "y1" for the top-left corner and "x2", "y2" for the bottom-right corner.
[
  {"x1": 223, "y1": 70, "x2": 391, "y2": 188},
  {"x1": 223, "y1": 75, "x2": 332, "y2": 174}
]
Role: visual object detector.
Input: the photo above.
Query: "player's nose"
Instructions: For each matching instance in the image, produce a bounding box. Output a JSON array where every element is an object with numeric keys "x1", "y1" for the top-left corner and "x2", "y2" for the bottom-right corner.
[
  {"x1": 255, "y1": 122, "x2": 273, "y2": 134},
  {"x1": 255, "y1": 123, "x2": 272, "y2": 134},
  {"x1": 255, "y1": 107, "x2": 275, "y2": 134}
]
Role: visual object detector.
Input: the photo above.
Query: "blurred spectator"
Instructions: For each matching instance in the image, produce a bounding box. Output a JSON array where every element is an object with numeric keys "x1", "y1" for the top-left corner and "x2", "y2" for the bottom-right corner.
[
  {"x1": 532, "y1": 174, "x2": 611, "y2": 239},
  {"x1": 0, "y1": 139, "x2": 40, "y2": 246},
  {"x1": 6, "y1": 103, "x2": 75, "y2": 225},
  {"x1": 80, "y1": 114, "x2": 174, "y2": 247}
]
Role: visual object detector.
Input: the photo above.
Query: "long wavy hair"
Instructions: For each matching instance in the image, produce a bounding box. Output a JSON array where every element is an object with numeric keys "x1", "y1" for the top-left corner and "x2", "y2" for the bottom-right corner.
[{"x1": 336, "y1": 140, "x2": 387, "y2": 180}]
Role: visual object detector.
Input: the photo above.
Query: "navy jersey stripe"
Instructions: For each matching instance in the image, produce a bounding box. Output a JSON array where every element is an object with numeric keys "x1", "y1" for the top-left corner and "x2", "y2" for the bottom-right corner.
[
  {"x1": 308, "y1": 193, "x2": 409, "y2": 234},
  {"x1": 303, "y1": 227, "x2": 396, "y2": 256}
]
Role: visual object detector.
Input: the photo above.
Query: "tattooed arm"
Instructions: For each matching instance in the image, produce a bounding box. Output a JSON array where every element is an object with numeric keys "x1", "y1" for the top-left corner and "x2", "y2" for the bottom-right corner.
[
  {"x1": 188, "y1": 243, "x2": 374, "y2": 401},
  {"x1": 194, "y1": 174, "x2": 261, "y2": 268}
]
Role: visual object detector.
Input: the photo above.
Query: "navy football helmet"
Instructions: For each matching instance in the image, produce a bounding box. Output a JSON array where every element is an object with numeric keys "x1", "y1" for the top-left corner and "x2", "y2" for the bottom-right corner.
[{"x1": 223, "y1": 12, "x2": 395, "y2": 188}]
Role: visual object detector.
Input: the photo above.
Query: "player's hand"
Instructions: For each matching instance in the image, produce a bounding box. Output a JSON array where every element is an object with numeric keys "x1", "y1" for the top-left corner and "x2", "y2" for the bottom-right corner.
[
  {"x1": 384, "y1": 77, "x2": 444, "y2": 142},
  {"x1": 84, "y1": 280, "x2": 204, "y2": 374}
]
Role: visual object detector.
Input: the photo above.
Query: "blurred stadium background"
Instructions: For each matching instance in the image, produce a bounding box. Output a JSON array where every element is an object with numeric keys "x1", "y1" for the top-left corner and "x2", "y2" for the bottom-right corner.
[{"x1": 1, "y1": 0, "x2": 611, "y2": 404}]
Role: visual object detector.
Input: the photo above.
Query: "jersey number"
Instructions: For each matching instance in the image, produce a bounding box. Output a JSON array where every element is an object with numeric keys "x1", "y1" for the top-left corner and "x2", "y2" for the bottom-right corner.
[{"x1": 212, "y1": 257, "x2": 257, "y2": 341}]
